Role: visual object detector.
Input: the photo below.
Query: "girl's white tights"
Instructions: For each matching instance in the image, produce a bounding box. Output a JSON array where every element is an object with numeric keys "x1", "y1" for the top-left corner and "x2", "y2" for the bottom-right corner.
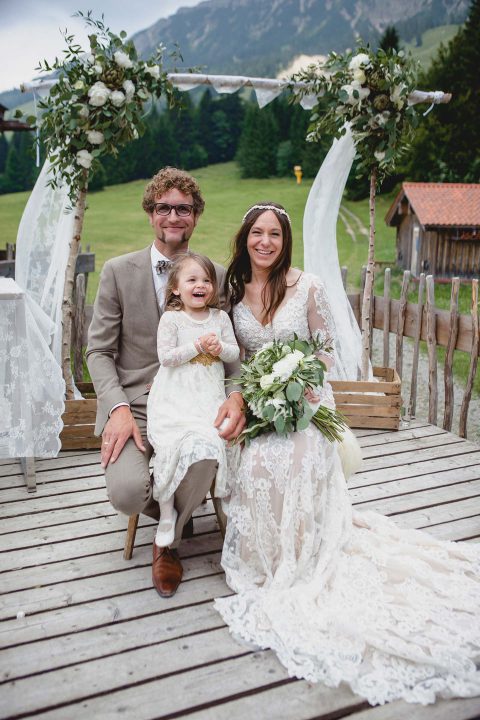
[{"x1": 155, "y1": 495, "x2": 178, "y2": 548}]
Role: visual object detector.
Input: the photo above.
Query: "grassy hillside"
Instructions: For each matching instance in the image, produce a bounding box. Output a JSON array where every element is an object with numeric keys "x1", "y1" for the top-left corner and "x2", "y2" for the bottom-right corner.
[
  {"x1": 0, "y1": 161, "x2": 397, "y2": 304},
  {"x1": 405, "y1": 24, "x2": 459, "y2": 69}
]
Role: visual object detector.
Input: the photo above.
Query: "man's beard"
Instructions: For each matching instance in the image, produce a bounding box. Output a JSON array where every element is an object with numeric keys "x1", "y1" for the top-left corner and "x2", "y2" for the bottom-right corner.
[{"x1": 158, "y1": 230, "x2": 189, "y2": 245}]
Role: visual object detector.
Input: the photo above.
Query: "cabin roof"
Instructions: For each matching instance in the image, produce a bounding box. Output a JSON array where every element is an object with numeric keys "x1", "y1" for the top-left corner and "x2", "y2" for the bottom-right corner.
[{"x1": 385, "y1": 182, "x2": 480, "y2": 228}]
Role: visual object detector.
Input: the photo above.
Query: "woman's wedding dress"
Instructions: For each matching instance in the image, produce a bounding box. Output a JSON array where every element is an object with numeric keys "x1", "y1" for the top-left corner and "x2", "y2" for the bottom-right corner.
[{"x1": 215, "y1": 272, "x2": 480, "y2": 706}]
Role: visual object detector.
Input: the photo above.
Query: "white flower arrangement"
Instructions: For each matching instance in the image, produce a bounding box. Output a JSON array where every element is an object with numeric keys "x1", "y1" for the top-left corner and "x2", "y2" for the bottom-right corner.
[
  {"x1": 234, "y1": 335, "x2": 347, "y2": 444},
  {"x1": 291, "y1": 45, "x2": 420, "y2": 179},
  {"x1": 21, "y1": 11, "x2": 177, "y2": 203}
]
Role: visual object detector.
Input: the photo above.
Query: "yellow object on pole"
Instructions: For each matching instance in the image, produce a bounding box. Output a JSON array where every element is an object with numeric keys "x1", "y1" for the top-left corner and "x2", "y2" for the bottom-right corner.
[{"x1": 294, "y1": 165, "x2": 303, "y2": 184}]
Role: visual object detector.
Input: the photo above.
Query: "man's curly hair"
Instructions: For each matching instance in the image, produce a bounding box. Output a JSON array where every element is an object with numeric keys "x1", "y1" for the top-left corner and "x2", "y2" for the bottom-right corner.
[{"x1": 142, "y1": 167, "x2": 205, "y2": 216}]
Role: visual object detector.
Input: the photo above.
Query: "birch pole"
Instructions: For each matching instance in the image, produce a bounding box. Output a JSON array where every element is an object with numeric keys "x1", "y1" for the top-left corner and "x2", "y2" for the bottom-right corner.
[
  {"x1": 62, "y1": 171, "x2": 88, "y2": 399},
  {"x1": 360, "y1": 167, "x2": 377, "y2": 379}
]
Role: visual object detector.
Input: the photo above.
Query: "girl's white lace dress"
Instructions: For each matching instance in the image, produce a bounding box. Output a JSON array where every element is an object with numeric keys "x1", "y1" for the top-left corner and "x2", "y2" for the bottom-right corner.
[
  {"x1": 215, "y1": 273, "x2": 480, "y2": 706},
  {"x1": 147, "y1": 308, "x2": 239, "y2": 501}
]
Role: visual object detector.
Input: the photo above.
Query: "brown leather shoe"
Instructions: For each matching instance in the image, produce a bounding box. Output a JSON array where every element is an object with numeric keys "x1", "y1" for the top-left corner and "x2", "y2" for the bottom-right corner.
[{"x1": 152, "y1": 544, "x2": 183, "y2": 598}]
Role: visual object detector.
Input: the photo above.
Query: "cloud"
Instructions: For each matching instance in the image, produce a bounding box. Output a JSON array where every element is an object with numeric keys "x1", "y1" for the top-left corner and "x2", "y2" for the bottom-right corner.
[{"x1": 0, "y1": 0, "x2": 203, "y2": 92}]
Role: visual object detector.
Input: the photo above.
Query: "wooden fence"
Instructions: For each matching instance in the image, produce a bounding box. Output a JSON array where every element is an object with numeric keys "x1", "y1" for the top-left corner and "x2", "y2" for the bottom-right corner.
[{"x1": 70, "y1": 266, "x2": 479, "y2": 440}]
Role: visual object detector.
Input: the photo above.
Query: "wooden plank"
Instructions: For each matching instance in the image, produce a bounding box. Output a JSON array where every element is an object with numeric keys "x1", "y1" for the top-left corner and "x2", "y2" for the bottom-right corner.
[
  {"x1": 59, "y1": 435, "x2": 102, "y2": 450},
  {"x1": 0, "y1": 472, "x2": 105, "y2": 502},
  {"x1": 382, "y1": 267, "x2": 391, "y2": 367},
  {"x1": 355, "y1": 479, "x2": 480, "y2": 517},
  {"x1": 334, "y1": 392, "x2": 401, "y2": 406},
  {"x1": 409, "y1": 272, "x2": 425, "y2": 417},
  {"x1": 359, "y1": 432, "x2": 463, "y2": 459},
  {"x1": 0, "y1": 452, "x2": 100, "y2": 479},
  {"x1": 424, "y1": 516, "x2": 480, "y2": 542},
  {"x1": 340, "y1": 696, "x2": 480, "y2": 720},
  {"x1": 0, "y1": 500, "x2": 116, "y2": 534},
  {"x1": 343, "y1": 416, "x2": 400, "y2": 430},
  {"x1": 350, "y1": 465, "x2": 480, "y2": 504},
  {"x1": 459, "y1": 278, "x2": 479, "y2": 438},
  {"x1": 425, "y1": 275, "x2": 438, "y2": 425},
  {"x1": 393, "y1": 497, "x2": 480, "y2": 531},
  {"x1": 0, "y1": 627, "x2": 257, "y2": 717},
  {"x1": 443, "y1": 277, "x2": 460, "y2": 431},
  {"x1": 61, "y1": 399, "x2": 98, "y2": 423},
  {"x1": 338, "y1": 404, "x2": 401, "y2": 418},
  {"x1": 356, "y1": 423, "x2": 446, "y2": 448},
  {"x1": 0, "y1": 551, "x2": 223, "y2": 622},
  {"x1": 0, "y1": 512, "x2": 217, "y2": 553},
  {"x1": 395, "y1": 270, "x2": 410, "y2": 379},
  {"x1": 360, "y1": 441, "x2": 480, "y2": 473},
  {"x1": 352, "y1": 451, "x2": 480, "y2": 486}
]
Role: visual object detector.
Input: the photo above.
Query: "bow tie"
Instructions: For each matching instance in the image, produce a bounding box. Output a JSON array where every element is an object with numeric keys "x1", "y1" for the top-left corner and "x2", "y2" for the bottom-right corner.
[{"x1": 155, "y1": 260, "x2": 173, "y2": 275}]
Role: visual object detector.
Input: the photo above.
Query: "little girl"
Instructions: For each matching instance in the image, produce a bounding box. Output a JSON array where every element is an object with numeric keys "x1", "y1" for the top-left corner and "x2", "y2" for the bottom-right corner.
[{"x1": 147, "y1": 252, "x2": 240, "y2": 548}]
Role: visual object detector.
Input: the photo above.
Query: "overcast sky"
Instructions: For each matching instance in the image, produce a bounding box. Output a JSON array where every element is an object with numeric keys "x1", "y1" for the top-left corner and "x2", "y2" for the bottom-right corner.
[{"x1": 0, "y1": 0, "x2": 204, "y2": 92}]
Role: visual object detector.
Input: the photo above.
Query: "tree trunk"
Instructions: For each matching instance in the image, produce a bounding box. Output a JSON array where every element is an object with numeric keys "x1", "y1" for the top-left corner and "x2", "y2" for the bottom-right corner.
[
  {"x1": 360, "y1": 167, "x2": 377, "y2": 380},
  {"x1": 62, "y1": 174, "x2": 88, "y2": 399}
]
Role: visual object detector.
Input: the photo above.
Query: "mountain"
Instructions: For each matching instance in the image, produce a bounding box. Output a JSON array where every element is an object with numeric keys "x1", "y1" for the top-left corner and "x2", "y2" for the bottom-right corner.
[
  {"x1": 0, "y1": 0, "x2": 469, "y2": 110},
  {"x1": 132, "y1": 0, "x2": 470, "y2": 77}
]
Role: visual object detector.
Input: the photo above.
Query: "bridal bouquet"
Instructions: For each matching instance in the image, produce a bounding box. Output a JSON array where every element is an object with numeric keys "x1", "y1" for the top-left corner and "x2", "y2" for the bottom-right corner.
[{"x1": 236, "y1": 336, "x2": 347, "y2": 445}]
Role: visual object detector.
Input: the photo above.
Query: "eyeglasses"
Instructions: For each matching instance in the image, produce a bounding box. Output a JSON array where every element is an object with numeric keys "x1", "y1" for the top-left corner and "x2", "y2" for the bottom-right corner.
[{"x1": 153, "y1": 202, "x2": 194, "y2": 217}]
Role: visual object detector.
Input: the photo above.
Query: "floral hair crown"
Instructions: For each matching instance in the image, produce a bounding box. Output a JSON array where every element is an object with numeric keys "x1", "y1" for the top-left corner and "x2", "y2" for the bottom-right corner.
[{"x1": 242, "y1": 205, "x2": 291, "y2": 224}]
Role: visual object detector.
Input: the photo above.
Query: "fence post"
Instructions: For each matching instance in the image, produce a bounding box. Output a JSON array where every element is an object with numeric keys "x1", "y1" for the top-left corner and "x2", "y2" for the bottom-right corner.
[
  {"x1": 409, "y1": 273, "x2": 425, "y2": 418},
  {"x1": 395, "y1": 270, "x2": 410, "y2": 380},
  {"x1": 383, "y1": 267, "x2": 391, "y2": 367},
  {"x1": 459, "y1": 279, "x2": 479, "y2": 438},
  {"x1": 73, "y1": 273, "x2": 86, "y2": 384},
  {"x1": 443, "y1": 277, "x2": 460, "y2": 431},
  {"x1": 425, "y1": 275, "x2": 438, "y2": 425}
]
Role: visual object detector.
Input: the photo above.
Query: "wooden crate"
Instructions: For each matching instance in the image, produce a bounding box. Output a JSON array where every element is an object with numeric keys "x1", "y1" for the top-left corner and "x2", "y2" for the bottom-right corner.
[
  {"x1": 59, "y1": 382, "x2": 101, "y2": 450},
  {"x1": 330, "y1": 366, "x2": 401, "y2": 430}
]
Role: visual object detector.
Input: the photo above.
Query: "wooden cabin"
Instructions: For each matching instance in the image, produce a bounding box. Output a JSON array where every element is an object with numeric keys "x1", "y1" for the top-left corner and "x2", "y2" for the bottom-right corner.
[{"x1": 385, "y1": 182, "x2": 480, "y2": 279}]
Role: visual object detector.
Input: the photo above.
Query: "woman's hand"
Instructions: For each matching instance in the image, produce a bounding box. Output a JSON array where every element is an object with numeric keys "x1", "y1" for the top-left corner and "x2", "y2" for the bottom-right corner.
[{"x1": 304, "y1": 386, "x2": 321, "y2": 404}]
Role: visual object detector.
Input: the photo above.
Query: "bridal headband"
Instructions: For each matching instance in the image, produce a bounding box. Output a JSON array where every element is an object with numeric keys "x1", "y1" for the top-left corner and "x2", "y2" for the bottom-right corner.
[{"x1": 242, "y1": 204, "x2": 291, "y2": 224}]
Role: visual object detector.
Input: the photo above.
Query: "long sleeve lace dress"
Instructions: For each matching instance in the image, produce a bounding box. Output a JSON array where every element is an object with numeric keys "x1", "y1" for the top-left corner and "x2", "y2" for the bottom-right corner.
[
  {"x1": 147, "y1": 308, "x2": 240, "y2": 501},
  {"x1": 215, "y1": 273, "x2": 480, "y2": 706}
]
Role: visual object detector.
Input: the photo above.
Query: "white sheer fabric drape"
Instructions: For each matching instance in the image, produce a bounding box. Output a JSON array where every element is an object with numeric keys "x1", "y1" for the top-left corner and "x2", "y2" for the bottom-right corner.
[
  {"x1": 0, "y1": 279, "x2": 64, "y2": 458},
  {"x1": 303, "y1": 127, "x2": 366, "y2": 381},
  {"x1": 15, "y1": 159, "x2": 74, "y2": 363},
  {"x1": 4, "y1": 160, "x2": 72, "y2": 458}
]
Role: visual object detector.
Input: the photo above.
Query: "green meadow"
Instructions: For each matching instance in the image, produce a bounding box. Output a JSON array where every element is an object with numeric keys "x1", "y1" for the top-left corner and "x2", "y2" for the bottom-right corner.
[{"x1": 1, "y1": 161, "x2": 478, "y2": 394}]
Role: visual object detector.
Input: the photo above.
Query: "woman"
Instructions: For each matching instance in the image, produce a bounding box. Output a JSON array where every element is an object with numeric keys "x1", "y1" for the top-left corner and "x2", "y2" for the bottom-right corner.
[{"x1": 215, "y1": 202, "x2": 480, "y2": 706}]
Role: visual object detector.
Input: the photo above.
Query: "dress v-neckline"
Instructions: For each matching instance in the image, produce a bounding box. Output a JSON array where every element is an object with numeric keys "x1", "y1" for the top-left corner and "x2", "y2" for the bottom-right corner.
[{"x1": 239, "y1": 273, "x2": 305, "y2": 328}]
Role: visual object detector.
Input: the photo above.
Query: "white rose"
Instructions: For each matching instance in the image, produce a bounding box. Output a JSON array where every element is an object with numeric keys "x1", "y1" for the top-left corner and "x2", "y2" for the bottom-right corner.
[
  {"x1": 110, "y1": 90, "x2": 126, "y2": 107},
  {"x1": 260, "y1": 373, "x2": 277, "y2": 390},
  {"x1": 352, "y1": 68, "x2": 366, "y2": 84},
  {"x1": 145, "y1": 64, "x2": 160, "y2": 79},
  {"x1": 123, "y1": 79, "x2": 135, "y2": 101},
  {"x1": 341, "y1": 81, "x2": 370, "y2": 105},
  {"x1": 74, "y1": 80, "x2": 84, "y2": 90},
  {"x1": 78, "y1": 105, "x2": 89, "y2": 119},
  {"x1": 94, "y1": 63, "x2": 103, "y2": 75},
  {"x1": 348, "y1": 53, "x2": 371, "y2": 70},
  {"x1": 272, "y1": 350, "x2": 304, "y2": 381},
  {"x1": 85, "y1": 53, "x2": 95, "y2": 65},
  {"x1": 86, "y1": 130, "x2": 104, "y2": 145},
  {"x1": 88, "y1": 81, "x2": 110, "y2": 107},
  {"x1": 374, "y1": 150, "x2": 386, "y2": 162},
  {"x1": 76, "y1": 149, "x2": 93, "y2": 169},
  {"x1": 114, "y1": 50, "x2": 133, "y2": 69}
]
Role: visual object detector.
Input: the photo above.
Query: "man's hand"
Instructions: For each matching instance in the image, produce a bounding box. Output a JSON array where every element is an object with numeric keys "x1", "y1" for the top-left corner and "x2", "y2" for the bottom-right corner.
[
  {"x1": 214, "y1": 392, "x2": 246, "y2": 441},
  {"x1": 101, "y1": 405, "x2": 145, "y2": 468}
]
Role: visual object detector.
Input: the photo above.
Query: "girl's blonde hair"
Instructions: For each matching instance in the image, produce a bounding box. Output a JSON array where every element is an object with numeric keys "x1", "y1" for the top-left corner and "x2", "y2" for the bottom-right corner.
[{"x1": 165, "y1": 252, "x2": 220, "y2": 311}]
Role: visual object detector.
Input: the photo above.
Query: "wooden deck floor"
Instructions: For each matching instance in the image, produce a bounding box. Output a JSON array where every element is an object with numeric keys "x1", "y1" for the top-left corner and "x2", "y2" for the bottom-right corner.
[{"x1": 1, "y1": 421, "x2": 480, "y2": 720}]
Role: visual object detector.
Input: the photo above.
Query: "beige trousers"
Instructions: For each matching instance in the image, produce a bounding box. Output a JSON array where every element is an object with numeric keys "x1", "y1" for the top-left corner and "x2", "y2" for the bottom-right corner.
[{"x1": 104, "y1": 396, "x2": 217, "y2": 549}]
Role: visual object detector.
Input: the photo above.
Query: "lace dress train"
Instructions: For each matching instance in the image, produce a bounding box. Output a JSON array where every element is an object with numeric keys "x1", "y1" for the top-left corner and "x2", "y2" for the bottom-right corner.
[{"x1": 215, "y1": 273, "x2": 480, "y2": 706}]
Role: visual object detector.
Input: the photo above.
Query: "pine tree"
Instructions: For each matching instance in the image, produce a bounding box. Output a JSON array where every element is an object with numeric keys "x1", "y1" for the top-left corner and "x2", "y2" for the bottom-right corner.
[
  {"x1": 3, "y1": 132, "x2": 36, "y2": 192},
  {"x1": 403, "y1": 0, "x2": 480, "y2": 182},
  {"x1": 379, "y1": 25, "x2": 401, "y2": 52},
  {"x1": 0, "y1": 134, "x2": 8, "y2": 174},
  {"x1": 236, "y1": 104, "x2": 279, "y2": 178}
]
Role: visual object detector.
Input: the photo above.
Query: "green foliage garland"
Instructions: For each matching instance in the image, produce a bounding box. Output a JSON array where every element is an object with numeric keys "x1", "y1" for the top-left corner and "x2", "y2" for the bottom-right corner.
[
  {"x1": 20, "y1": 12, "x2": 177, "y2": 203},
  {"x1": 291, "y1": 45, "x2": 420, "y2": 179}
]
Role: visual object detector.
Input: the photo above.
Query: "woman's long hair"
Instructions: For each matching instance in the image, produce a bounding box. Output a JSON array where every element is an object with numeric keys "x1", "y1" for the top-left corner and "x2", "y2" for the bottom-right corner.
[
  {"x1": 165, "y1": 252, "x2": 220, "y2": 311},
  {"x1": 226, "y1": 202, "x2": 292, "y2": 323}
]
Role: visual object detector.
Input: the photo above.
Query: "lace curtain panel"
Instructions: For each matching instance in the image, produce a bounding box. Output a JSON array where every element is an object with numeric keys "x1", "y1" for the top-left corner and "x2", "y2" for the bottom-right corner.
[{"x1": 0, "y1": 278, "x2": 65, "y2": 459}]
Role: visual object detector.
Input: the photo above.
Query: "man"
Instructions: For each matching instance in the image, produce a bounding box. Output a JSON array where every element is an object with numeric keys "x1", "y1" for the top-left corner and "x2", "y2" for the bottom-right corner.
[{"x1": 86, "y1": 167, "x2": 244, "y2": 598}]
